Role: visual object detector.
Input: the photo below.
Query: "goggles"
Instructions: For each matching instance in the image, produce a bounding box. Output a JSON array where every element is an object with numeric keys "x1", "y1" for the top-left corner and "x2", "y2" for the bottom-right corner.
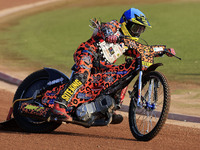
[{"x1": 126, "y1": 22, "x2": 146, "y2": 38}]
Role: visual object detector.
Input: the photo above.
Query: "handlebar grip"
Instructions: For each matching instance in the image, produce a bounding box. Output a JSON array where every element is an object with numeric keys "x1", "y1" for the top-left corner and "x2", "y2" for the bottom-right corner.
[{"x1": 164, "y1": 49, "x2": 182, "y2": 60}]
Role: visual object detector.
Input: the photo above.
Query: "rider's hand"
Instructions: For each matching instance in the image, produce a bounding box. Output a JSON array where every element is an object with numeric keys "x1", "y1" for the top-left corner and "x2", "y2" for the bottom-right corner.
[
  {"x1": 166, "y1": 48, "x2": 176, "y2": 57},
  {"x1": 106, "y1": 35, "x2": 118, "y2": 44}
]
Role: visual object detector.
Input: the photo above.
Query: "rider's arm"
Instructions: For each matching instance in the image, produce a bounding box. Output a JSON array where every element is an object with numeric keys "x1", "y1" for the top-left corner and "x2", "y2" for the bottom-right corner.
[
  {"x1": 92, "y1": 19, "x2": 121, "y2": 42},
  {"x1": 151, "y1": 45, "x2": 167, "y2": 57},
  {"x1": 123, "y1": 39, "x2": 170, "y2": 58},
  {"x1": 123, "y1": 39, "x2": 140, "y2": 58},
  {"x1": 100, "y1": 20, "x2": 121, "y2": 38},
  {"x1": 151, "y1": 46, "x2": 176, "y2": 57}
]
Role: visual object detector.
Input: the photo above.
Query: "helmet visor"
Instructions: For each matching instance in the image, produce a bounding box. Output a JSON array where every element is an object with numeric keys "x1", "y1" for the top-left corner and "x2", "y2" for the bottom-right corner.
[{"x1": 127, "y1": 22, "x2": 145, "y2": 38}]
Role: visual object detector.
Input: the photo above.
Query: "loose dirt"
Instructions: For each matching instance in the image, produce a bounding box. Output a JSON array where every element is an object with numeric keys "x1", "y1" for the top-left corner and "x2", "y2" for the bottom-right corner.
[
  {"x1": 0, "y1": 0, "x2": 200, "y2": 149},
  {"x1": 0, "y1": 88, "x2": 200, "y2": 150}
]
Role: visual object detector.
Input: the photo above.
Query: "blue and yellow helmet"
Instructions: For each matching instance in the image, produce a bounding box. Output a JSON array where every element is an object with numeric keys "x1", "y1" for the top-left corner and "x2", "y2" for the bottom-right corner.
[{"x1": 120, "y1": 8, "x2": 151, "y2": 41}]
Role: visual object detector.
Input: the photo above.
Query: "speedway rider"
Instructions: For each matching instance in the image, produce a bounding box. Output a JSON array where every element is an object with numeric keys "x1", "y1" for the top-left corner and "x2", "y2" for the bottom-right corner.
[{"x1": 52, "y1": 8, "x2": 176, "y2": 123}]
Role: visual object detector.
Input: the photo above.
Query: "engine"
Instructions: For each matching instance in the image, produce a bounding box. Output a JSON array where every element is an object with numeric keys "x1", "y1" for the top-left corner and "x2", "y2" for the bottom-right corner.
[{"x1": 76, "y1": 95, "x2": 115, "y2": 122}]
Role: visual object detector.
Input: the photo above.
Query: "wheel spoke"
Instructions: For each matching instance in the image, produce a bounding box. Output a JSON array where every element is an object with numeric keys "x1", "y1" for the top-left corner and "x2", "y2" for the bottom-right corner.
[
  {"x1": 129, "y1": 71, "x2": 170, "y2": 141},
  {"x1": 134, "y1": 75, "x2": 165, "y2": 135}
]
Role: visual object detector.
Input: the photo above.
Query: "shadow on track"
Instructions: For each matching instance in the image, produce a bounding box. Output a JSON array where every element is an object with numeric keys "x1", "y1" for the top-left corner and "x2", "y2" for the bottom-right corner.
[
  {"x1": 51, "y1": 130, "x2": 136, "y2": 141},
  {"x1": 0, "y1": 118, "x2": 22, "y2": 132},
  {"x1": 0, "y1": 118, "x2": 136, "y2": 141}
]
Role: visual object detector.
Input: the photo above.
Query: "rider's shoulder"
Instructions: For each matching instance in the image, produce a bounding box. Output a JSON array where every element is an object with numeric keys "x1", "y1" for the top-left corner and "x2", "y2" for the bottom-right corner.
[{"x1": 107, "y1": 20, "x2": 121, "y2": 27}]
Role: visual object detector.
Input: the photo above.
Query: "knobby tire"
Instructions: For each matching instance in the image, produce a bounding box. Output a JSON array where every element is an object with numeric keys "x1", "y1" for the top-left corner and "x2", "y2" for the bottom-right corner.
[
  {"x1": 13, "y1": 69, "x2": 62, "y2": 133},
  {"x1": 129, "y1": 71, "x2": 171, "y2": 141}
]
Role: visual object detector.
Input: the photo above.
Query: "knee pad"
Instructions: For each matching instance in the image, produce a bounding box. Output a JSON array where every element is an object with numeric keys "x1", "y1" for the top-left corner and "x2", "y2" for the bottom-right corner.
[{"x1": 72, "y1": 71, "x2": 89, "y2": 84}]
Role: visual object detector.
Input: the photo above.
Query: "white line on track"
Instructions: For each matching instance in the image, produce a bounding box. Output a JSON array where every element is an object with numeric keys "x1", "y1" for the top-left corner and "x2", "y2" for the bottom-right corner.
[{"x1": 0, "y1": 0, "x2": 65, "y2": 18}]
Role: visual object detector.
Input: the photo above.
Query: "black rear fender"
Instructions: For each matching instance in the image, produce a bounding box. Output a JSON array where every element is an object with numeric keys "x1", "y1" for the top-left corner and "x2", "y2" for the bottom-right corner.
[{"x1": 43, "y1": 67, "x2": 69, "y2": 86}]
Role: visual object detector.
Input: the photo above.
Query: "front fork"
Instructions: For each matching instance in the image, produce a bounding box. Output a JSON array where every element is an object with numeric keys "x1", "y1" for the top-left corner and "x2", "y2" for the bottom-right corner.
[
  {"x1": 134, "y1": 62, "x2": 163, "y2": 109},
  {"x1": 137, "y1": 70, "x2": 154, "y2": 108},
  {"x1": 137, "y1": 71, "x2": 143, "y2": 107}
]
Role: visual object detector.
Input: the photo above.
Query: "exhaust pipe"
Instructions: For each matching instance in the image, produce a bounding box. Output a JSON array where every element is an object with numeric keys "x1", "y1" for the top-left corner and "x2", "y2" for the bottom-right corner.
[
  {"x1": 20, "y1": 103, "x2": 112, "y2": 128},
  {"x1": 20, "y1": 102, "x2": 51, "y2": 120}
]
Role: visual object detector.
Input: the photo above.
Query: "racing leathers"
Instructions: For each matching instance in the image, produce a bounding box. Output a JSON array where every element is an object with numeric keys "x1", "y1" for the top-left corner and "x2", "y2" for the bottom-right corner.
[{"x1": 60, "y1": 19, "x2": 166, "y2": 105}]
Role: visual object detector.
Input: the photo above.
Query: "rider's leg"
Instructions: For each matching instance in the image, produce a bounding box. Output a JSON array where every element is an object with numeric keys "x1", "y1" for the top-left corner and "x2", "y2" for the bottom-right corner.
[
  {"x1": 110, "y1": 86, "x2": 128, "y2": 124},
  {"x1": 52, "y1": 54, "x2": 93, "y2": 120},
  {"x1": 101, "y1": 62, "x2": 134, "y2": 124}
]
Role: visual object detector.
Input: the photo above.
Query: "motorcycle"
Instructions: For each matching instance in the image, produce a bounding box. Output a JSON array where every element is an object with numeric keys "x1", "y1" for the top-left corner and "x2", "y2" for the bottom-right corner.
[{"x1": 10, "y1": 39, "x2": 181, "y2": 141}]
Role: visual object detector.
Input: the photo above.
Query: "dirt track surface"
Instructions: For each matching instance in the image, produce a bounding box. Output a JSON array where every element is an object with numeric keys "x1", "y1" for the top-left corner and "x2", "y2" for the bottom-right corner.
[
  {"x1": 0, "y1": 90, "x2": 200, "y2": 150},
  {"x1": 0, "y1": 0, "x2": 200, "y2": 149},
  {"x1": 0, "y1": 0, "x2": 47, "y2": 10}
]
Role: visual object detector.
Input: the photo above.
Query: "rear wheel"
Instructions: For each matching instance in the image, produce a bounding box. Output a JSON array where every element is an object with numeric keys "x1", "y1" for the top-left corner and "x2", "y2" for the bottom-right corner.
[
  {"x1": 13, "y1": 69, "x2": 62, "y2": 133},
  {"x1": 129, "y1": 71, "x2": 170, "y2": 141}
]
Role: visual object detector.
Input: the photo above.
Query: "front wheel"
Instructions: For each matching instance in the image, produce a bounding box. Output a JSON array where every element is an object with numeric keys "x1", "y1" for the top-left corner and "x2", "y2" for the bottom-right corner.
[{"x1": 129, "y1": 71, "x2": 171, "y2": 141}]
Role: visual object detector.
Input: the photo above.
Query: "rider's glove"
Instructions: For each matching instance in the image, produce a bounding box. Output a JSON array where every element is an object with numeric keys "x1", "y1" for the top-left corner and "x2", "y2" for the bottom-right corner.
[
  {"x1": 105, "y1": 35, "x2": 118, "y2": 44},
  {"x1": 166, "y1": 48, "x2": 176, "y2": 57}
]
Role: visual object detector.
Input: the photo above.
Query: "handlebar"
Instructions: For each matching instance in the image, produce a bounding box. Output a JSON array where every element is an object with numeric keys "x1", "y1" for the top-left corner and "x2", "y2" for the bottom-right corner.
[
  {"x1": 164, "y1": 49, "x2": 182, "y2": 60},
  {"x1": 115, "y1": 35, "x2": 182, "y2": 61}
]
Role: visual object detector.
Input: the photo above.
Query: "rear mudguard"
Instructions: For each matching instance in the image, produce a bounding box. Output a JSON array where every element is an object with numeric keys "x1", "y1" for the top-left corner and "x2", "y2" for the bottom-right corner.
[
  {"x1": 2, "y1": 68, "x2": 69, "y2": 125},
  {"x1": 43, "y1": 67, "x2": 70, "y2": 86}
]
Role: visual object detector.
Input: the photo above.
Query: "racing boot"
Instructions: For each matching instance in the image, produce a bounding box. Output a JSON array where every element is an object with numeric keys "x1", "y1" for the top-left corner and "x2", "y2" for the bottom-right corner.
[
  {"x1": 110, "y1": 112, "x2": 123, "y2": 124},
  {"x1": 51, "y1": 103, "x2": 72, "y2": 122}
]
